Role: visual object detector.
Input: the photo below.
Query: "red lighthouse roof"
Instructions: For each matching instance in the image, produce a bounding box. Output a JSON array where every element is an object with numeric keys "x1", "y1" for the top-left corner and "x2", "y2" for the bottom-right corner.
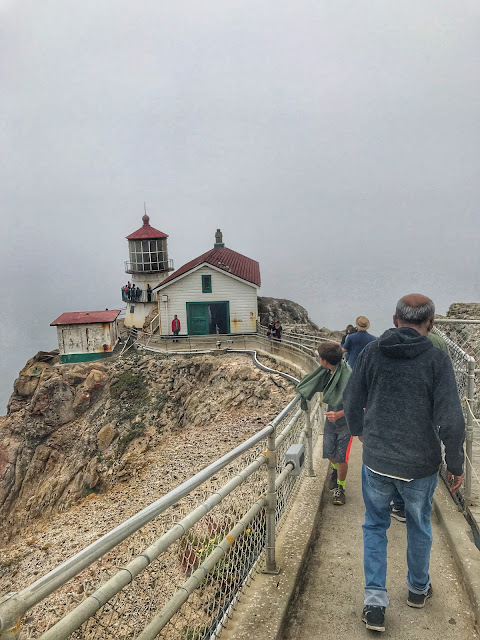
[{"x1": 126, "y1": 214, "x2": 168, "y2": 240}]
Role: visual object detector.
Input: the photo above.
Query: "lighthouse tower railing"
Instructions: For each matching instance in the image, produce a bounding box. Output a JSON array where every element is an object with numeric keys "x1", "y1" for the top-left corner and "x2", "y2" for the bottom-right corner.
[
  {"x1": 124, "y1": 258, "x2": 175, "y2": 275},
  {"x1": 121, "y1": 288, "x2": 156, "y2": 304}
]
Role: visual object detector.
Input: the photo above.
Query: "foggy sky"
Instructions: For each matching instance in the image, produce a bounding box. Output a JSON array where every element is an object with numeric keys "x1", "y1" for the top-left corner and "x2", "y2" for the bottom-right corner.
[{"x1": 1, "y1": 1, "x2": 479, "y2": 412}]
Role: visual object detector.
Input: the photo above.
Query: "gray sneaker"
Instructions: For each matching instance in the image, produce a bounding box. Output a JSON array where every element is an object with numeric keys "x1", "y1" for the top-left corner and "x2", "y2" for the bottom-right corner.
[
  {"x1": 407, "y1": 584, "x2": 433, "y2": 608},
  {"x1": 390, "y1": 506, "x2": 406, "y2": 522},
  {"x1": 362, "y1": 606, "x2": 385, "y2": 632},
  {"x1": 332, "y1": 486, "x2": 345, "y2": 506}
]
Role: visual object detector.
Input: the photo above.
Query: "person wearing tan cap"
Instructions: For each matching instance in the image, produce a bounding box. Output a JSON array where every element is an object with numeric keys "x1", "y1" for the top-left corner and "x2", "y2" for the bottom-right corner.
[{"x1": 342, "y1": 316, "x2": 376, "y2": 368}]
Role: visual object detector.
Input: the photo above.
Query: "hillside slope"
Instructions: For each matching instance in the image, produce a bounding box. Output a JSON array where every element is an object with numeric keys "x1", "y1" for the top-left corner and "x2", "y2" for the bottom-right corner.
[{"x1": 0, "y1": 349, "x2": 296, "y2": 547}]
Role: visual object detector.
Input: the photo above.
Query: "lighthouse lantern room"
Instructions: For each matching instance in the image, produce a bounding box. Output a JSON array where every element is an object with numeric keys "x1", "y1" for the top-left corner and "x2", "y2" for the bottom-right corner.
[{"x1": 123, "y1": 213, "x2": 174, "y2": 329}]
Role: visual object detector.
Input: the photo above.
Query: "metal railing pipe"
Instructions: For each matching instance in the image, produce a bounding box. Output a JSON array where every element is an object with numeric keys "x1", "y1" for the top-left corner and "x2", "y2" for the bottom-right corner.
[
  {"x1": 0, "y1": 425, "x2": 274, "y2": 633},
  {"x1": 227, "y1": 349, "x2": 300, "y2": 385},
  {"x1": 303, "y1": 401, "x2": 315, "y2": 477},
  {"x1": 265, "y1": 423, "x2": 278, "y2": 573},
  {"x1": 274, "y1": 408, "x2": 303, "y2": 450},
  {"x1": 1, "y1": 331, "x2": 320, "y2": 637},
  {"x1": 39, "y1": 450, "x2": 271, "y2": 640},
  {"x1": 137, "y1": 496, "x2": 267, "y2": 640},
  {"x1": 271, "y1": 394, "x2": 301, "y2": 428},
  {"x1": 435, "y1": 318, "x2": 480, "y2": 325},
  {"x1": 465, "y1": 358, "x2": 476, "y2": 504},
  {"x1": 137, "y1": 463, "x2": 295, "y2": 640}
]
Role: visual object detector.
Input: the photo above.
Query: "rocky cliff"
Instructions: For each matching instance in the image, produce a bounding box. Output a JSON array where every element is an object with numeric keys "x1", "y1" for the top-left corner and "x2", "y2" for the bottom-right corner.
[{"x1": 0, "y1": 348, "x2": 297, "y2": 544}]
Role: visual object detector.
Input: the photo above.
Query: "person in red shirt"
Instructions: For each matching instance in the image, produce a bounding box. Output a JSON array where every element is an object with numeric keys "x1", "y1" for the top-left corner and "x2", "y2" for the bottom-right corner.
[{"x1": 172, "y1": 315, "x2": 181, "y2": 342}]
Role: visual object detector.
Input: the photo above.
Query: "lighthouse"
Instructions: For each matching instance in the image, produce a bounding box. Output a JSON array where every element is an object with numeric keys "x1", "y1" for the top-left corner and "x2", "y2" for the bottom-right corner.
[{"x1": 123, "y1": 212, "x2": 174, "y2": 329}]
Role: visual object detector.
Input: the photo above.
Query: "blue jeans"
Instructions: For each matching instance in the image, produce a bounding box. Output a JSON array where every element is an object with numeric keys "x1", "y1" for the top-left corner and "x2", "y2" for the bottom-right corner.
[{"x1": 362, "y1": 464, "x2": 438, "y2": 607}]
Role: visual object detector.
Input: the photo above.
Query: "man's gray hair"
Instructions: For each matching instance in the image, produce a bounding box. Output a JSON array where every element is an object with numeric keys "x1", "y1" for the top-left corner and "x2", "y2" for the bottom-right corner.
[{"x1": 395, "y1": 296, "x2": 435, "y2": 325}]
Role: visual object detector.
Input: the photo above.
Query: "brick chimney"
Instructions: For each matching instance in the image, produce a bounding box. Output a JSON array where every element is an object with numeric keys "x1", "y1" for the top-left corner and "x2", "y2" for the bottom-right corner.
[{"x1": 214, "y1": 229, "x2": 225, "y2": 248}]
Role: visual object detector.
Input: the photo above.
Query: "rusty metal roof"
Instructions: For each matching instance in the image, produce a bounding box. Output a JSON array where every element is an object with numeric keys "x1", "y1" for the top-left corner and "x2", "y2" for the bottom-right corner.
[
  {"x1": 50, "y1": 310, "x2": 122, "y2": 326},
  {"x1": 126, "y1": 214, "x2": 168, "y2": 240},
  {"x1": 154, "y1": 247, "x2": 261, "y2": 289}
]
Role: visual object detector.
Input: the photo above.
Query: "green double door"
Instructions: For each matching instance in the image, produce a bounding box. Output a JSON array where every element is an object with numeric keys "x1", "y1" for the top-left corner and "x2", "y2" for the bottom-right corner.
[{"x1": 186, "y1": 302, "x2": 230, "y2": 335}]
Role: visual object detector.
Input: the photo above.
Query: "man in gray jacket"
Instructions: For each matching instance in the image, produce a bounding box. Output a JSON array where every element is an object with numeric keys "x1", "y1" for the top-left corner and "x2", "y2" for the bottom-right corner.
[{"x1": 343, "y1": 294, "x2": 465, "y2": 633}]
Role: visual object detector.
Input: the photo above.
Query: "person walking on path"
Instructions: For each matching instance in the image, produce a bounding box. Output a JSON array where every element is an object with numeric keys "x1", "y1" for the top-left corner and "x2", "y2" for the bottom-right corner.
[
  {"x1": 317, "y1": 342, "x2": 353, "y2": 505},
  {"x1": 171, "y1": 315, "x2": 181, "y2": 342},
  {"x1": 343, "y1": 293, "x2": 465, "y2": 633},
  {"x1": 342, "y1": 315, "x2": 376, "y2": 368},
  {"x1": 390, "y1": 328, "x2": 451, "y2": 523},
  {"x1": 340, "y1": 323, "x2": 356, "y2": 347},
  {"x1": 297, "y1": 342, "x2": 352, "y2": 505}
]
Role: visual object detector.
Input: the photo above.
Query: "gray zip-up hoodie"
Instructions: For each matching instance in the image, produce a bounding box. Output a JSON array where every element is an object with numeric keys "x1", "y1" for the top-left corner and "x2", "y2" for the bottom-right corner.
[{"x1": 343, "y1": 327, "x2": 465, "y2": 479}]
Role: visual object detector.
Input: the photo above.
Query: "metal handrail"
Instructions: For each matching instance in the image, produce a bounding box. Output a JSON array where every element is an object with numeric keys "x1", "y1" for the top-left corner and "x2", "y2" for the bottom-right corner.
[
  {"x1": 38, "y1": 441, "x2": 278, "y2": 640},
  {"x1": 136, "y1": 463, "x2": 296, "y2": 640},
  {"x1": 121, "y1": 289, "x2": 155, "y2": 304},
  {"x1": 257, "y1": 322, "x2": 340, "y2": 347},
  {"x1": 0, "y1": 425, "x2": 275, "y2": 632},
  {"x1": 432, "y1": 326, "x2": 477, "y2": 505},
  {"x1": 35, "y1": 387, "x2": 319, "y2": 640},
  {"x1": 0, "y1": 341, "x2": 311, "y2": 636},
  {"x1": 134, "y1": 330, "x2": 318, "y2": 366},
  {"x1": 435, "y1": 318, "x2": 480, "y2": 325}
]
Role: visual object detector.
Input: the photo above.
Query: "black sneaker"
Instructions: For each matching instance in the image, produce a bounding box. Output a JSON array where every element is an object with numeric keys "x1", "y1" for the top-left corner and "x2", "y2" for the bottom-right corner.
[
  {"x1": 328, "y1": 467, "x2": 338, "y2": 490},
  {"x1": 362, "y1": 606, "x2": 385, "y2": 632},
  {"x1": 407, "y1": 584, "x2": 433, "y2": 608},
  {"x1": 390, "y1": 506, "x2": 406, "y2": 522},
  {"x1": 332, "y1": 486, "x2": 345, "y2": 505}
]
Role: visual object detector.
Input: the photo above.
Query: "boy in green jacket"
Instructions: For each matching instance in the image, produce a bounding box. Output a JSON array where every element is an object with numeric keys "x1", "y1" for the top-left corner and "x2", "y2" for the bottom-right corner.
[{"x1": 297, "y1": 341, "x2": 352, "y2": 505}]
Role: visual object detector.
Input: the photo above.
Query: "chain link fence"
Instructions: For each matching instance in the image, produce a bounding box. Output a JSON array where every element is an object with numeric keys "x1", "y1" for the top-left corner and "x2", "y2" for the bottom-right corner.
[
  {"x1": 432, "y1": 323, "x2": 480, "y2": 530},
  {"x1": 70, "y1": 453, "x2": 269, "y2": 640},
  {"x1": 434, "y1": 319, "x2": 480, "y2": 413}
]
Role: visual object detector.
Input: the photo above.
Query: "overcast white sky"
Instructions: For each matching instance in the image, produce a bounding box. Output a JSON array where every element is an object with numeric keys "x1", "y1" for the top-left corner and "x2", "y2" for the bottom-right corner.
[{"x1": 1, "y1": 1, "x2": 479, "y2": 412}]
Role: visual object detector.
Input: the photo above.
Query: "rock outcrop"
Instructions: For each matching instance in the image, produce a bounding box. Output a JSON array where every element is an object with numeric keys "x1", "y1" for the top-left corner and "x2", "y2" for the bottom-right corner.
[
  {"x1": 446, "y1": 303, "x2": 480, "y2": 319},
  {"x1": 258, "y1": 296, "x2": 343, "y2": 342},
  {"x1": 438, "y1": 303, "x2": 480, "y2": 362}
]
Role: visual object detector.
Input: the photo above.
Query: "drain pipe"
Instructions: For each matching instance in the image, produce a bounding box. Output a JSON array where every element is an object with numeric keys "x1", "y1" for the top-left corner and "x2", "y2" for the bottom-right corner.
[{"x1": 226, "y1": 349, "x2": 300, "y2": 384}]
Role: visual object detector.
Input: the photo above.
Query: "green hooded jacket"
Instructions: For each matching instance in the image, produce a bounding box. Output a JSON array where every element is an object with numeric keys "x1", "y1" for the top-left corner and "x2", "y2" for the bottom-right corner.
[{"x1": 296, "y1": 360, "x2": 352, "y2": 410}]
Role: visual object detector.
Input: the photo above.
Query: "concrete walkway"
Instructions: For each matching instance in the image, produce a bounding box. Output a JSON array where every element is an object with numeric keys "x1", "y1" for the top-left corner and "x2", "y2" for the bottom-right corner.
[{"x1": 281, "y1": 439, "x2": 479, "y2": 639}]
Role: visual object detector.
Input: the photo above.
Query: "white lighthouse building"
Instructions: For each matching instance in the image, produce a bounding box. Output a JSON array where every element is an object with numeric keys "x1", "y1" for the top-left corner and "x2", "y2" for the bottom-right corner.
[{"x1": 123, "y1": 213, "x2": 174, "y2": 329}]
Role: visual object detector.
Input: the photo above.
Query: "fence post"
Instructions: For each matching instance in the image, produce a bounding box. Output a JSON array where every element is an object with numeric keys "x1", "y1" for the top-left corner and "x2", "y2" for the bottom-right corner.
[
  {"x1": 318, "y1": 393, "x2": 324, "y2": 426},
  {"x1": 465, "y1": 358, "x2": 475, "y2": 505},
  {"x1": 303, "y1": 401, "x2": 315, "y2": 477},
  {"x1": 264, "y1": 425, "x2": 280, "y2": 574},
  {"x1": 0, "y1": 593, "x2": 21, "y2": 640}
]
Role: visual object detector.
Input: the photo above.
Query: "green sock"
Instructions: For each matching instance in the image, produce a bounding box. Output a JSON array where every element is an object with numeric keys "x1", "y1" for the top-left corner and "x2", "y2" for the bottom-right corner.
[
  {"x1": 337, "y1": 479, "x2": 346, "y2": 490},
  {"x1": 331, "y1": 463, "x2": 338, "y2": 470}
]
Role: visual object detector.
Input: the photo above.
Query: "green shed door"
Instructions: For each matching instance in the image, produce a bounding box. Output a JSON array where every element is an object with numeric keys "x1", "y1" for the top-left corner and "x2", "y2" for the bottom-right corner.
[{"x1": 187, "y1": 303, "x2": 209, "y2": 335}]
